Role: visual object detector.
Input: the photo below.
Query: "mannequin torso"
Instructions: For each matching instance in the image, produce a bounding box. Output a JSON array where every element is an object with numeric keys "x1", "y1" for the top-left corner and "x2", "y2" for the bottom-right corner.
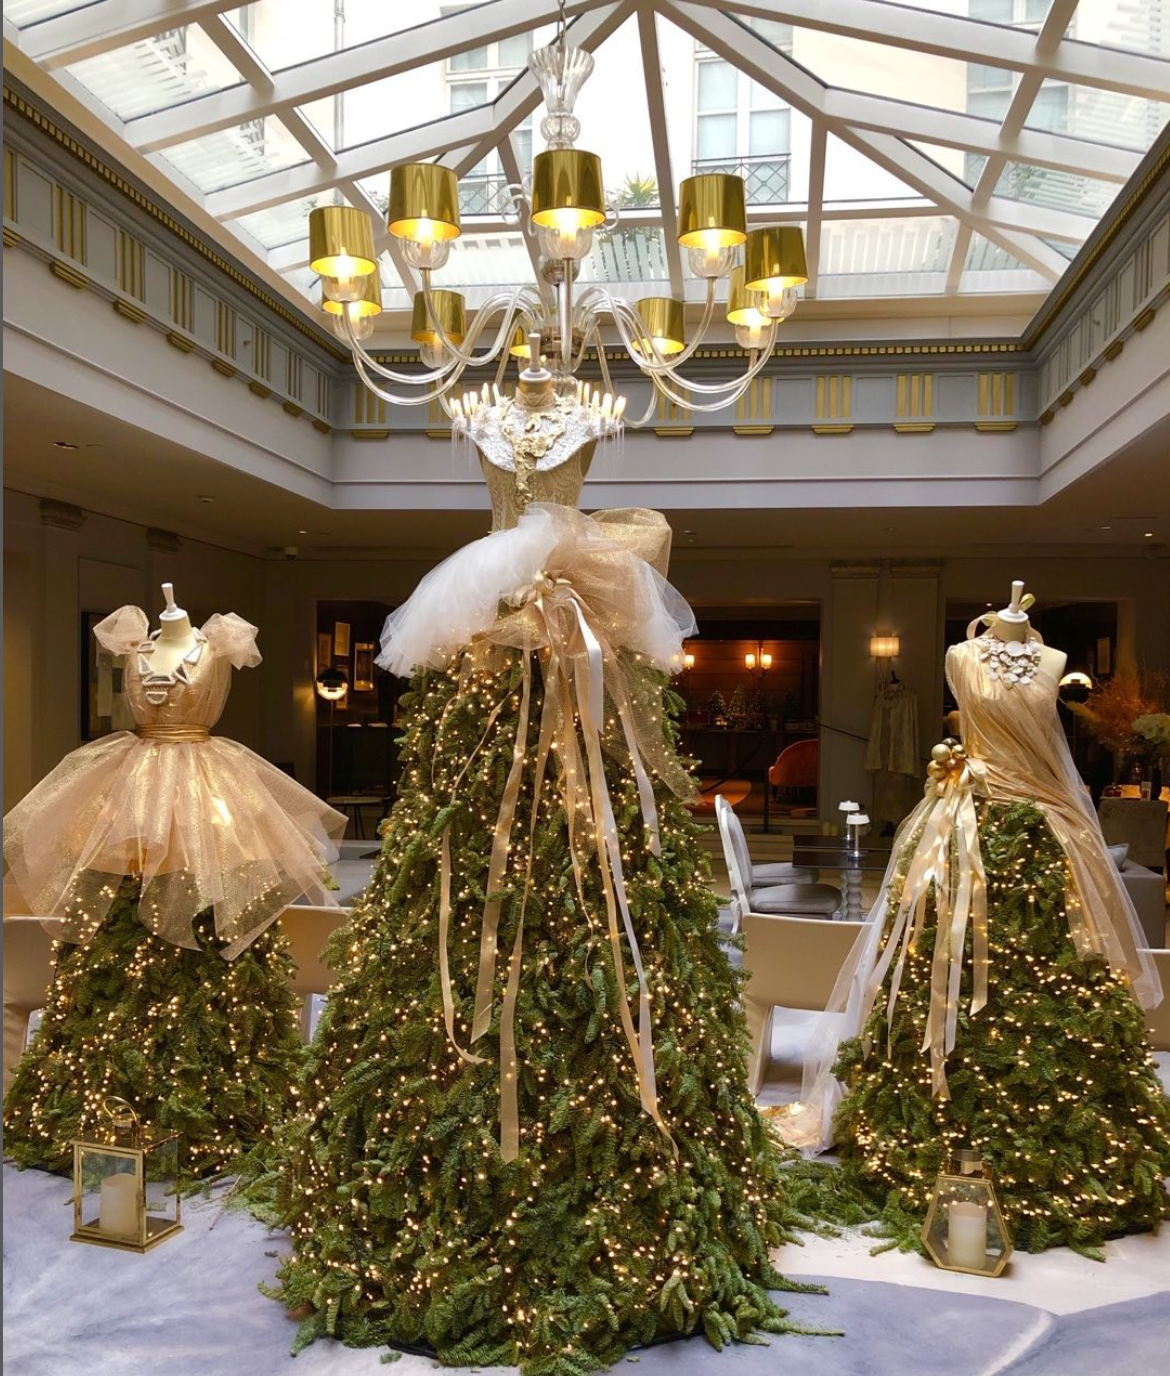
[{"x1": 143, "y1": 583, "x2": 201, "y2": 680}]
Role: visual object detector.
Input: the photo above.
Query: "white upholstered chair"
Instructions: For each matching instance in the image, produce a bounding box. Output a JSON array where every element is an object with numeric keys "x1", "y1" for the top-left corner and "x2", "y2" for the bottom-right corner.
[
  {"x1": 741, "y1": 911, "x2": 865, "y2": 1095},
  {"x1": 715, "y1": 795, "x2": 840, "y2": 932}
]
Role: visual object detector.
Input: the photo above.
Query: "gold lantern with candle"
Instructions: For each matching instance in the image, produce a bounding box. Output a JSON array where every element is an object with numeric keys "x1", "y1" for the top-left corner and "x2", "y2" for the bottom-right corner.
[
  {"x1": 922, "y1": 1149, "x2": 1012, "y2": 1277},
  {"x1": 71, "y1": 1098, "x2": 182, "y2": 1253}
]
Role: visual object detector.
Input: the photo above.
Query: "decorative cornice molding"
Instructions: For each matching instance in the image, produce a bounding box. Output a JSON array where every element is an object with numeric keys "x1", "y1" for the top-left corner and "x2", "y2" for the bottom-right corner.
[
  {"x1": 146, "y1": 527, "x2": 182, "y2": 554},
  {"x1": 39, "y1": 497, "x2": 86, "y2": 530},
  {"x1": 2, "y1": 83, "x2": 344, "y2": 365}
]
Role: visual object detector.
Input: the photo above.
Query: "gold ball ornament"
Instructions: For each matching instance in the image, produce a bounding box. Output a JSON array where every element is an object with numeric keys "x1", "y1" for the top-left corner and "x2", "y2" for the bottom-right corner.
[{"x1": 931, "y1": 743, "x2": 952, "y2": 764}]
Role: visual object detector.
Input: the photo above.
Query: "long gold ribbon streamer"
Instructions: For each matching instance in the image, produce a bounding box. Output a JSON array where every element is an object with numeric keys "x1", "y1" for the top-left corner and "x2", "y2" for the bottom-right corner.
[
  {"x1": 435, "y1": 570, "x2": 675, "y2": 1161},
  {"x1": 862, "y1": 741, "x2": 989, "y2": 1100}
]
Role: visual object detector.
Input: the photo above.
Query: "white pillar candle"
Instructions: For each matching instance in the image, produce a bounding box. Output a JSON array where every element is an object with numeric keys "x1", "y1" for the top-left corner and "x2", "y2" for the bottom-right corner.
[
  {"x1": 948, "y1": 1200, "x2": 988, "y2": 1270},
  {"x1": 99, "y1": 1171, "x2": 138, "y2": 1238}
]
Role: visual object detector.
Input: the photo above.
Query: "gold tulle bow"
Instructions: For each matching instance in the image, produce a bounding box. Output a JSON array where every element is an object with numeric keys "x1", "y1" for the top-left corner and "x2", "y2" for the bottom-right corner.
[
  {"x1": 862, "y1": 738, "x2": 990, "y2": 1099},
  {"x1": 435, "y1": 509, "x2": 689, "y2": 1161}
]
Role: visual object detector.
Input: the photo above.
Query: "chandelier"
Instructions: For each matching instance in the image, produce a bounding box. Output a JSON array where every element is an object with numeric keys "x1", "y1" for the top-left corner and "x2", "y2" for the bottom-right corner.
[{"x1": 308, "y1": 15, "x2": 807, "y2": 431}]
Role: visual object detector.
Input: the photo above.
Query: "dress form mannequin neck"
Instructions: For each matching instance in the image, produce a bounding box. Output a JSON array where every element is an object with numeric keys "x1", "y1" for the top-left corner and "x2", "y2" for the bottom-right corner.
[
  {"x1": 975, "y1": 580, "x2": 1067, "y2": 680},
  {"x1": 150, "y1": 583, "x2": 198, "y2": 676}
]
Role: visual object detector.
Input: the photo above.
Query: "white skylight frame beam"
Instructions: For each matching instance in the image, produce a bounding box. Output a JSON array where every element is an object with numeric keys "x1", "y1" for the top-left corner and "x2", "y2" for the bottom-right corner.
[
  {"x1": 127, "y1": 0, "x2": 616, "y2": 154},
  {"x1": 638, "y1": 5, "x2": 684, "y2": 296},
  {"x1": 692, "y1": 0, "x2": 1170, "y2": 100},
  {"x1": 496, "y1": 133, "x2": 548, "y2": 291},
  {"x1": 972, "y1": 0, "x2": 1081, "y2": 211},
  {"x1": 19, "y1": 1, "x2": 241, "y2": 68},
  {"x1": 666, "y1": 1, "x2": 1073, "y2": 278},
  {"x1": 803, "y1": 124, "x2": 826, "y2": 299},
  {"x1": 823, "y1": 90, "x2": 1137, "y2": 184}
]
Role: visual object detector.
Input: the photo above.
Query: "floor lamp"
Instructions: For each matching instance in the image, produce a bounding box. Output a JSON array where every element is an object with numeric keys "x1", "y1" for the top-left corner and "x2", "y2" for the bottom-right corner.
[{"x1": 315, "y1": 665, "x2": 349, "y2": 799}]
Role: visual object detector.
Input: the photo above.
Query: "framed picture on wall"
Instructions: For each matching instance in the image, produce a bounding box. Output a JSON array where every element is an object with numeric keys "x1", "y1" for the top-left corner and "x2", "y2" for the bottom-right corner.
[
  {"x1": 334, "y1": 621, "x2": 351, "y2": 659},
  {"x1": 317, "y1": 632, "x2": 333, "y2": 671},
  {"x1": 1096, "y1": 637, "x2": 1112, "y2": 676},
  {"x1": 354, "y1": 643, "x2": 375, "y2": 692}
]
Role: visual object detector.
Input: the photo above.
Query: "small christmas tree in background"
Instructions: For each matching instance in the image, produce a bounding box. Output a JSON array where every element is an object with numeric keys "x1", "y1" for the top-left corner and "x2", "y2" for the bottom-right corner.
[
  {"x1": 4, "y1": 879, "x2": 305, "y2": 1182},
  {"x1": 831, "y1": 801, "x2": 1170, "y2": 1255},
  {"x1": 248, "y1": 658, "x2": 826, "y2": 1374}
]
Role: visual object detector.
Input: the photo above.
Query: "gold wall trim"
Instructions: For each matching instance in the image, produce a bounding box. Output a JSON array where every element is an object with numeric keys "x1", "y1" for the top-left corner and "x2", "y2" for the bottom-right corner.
[
  {"x1": 425, "y1": 428, "x2": 450, "y2": 440},
  {"x1": 3, "y1": 226, "x2": 21, "y2": 247},
  {"x1": 1079, "y1": 366, "x2": 1097, "y2": 387},
  {"x1": 893, "y1": 422, "x2": 935, "y2": 434},
  {"x1": 113, "y1": 299, "x2": 146, "y2": 323},
  {"x1": 3, "y1": 84, "x2": 344, "y2": 363},
  {"x1": 312, "y1": 419, "x2": 332, "y2": 434},
  {"x1": 210, "y1": 359, "x2": 237, "y2": 378},
  {"x1": 1103, "y1": 339, "x2": 1124, "y2": 361},
  {"x1": 281, "y1": 400, "x2": 304, "y2": 418},
  {"x1": 974, "y1": 421, "x2": 1018, "y2": 432},
  {"x1": 351, "y1": 429, "x2": 391, "y2": 441},
  {"x1": 812, "y1": 424, "x2": 853, "y2": 435},
  {"x1": 654, "y1": 426, "x2": 694, "y2": 437},
  {"x1": 165, "y1": 330, "x2": 195, "y2": 353},
  {"x1": 1133, "y1": 307, "x2": 1156, "y2": 332},
  {"x1": 248, "y1": 381, "x2": 272, "y2": 399},
  {"x1": 732, "y1": 425, "x2": 774, "y2": 436},
  {"x1": 49, "y1": 259, "x2": 88, "y2": 289}
]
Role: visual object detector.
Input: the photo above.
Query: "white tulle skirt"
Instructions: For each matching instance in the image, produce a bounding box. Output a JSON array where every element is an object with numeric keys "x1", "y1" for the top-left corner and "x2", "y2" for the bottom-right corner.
[{"x1": 3, "y1": 733, "x2": 346, "y2": 958}]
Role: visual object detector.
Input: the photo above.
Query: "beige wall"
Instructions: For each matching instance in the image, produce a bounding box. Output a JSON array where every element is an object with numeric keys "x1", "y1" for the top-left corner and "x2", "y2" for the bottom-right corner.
[{"x1": 5, "y1": 487, "x2": 1169, "y2": 820}]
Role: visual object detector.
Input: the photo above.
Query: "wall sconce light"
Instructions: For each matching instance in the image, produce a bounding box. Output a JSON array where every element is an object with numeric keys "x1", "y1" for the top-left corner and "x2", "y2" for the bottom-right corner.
[
  {"x1": 683, "y1": 652, "x2": 695, "y2": 672},
  {"x1": 870, "y1": 634, "x2": 900, "y2": 659},
  {"x1": 745, "y1": 642, "x2": 773, "y2": 679}
]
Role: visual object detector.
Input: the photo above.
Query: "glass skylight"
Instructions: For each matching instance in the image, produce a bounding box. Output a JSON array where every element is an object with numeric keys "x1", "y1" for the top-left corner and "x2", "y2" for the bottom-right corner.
[
  {"x1": 226, "y1": 0, "x2": 498, "y2": 74},
  {"x1": 160, "y1": 117, "x2": 309, "y2": 194},
  {"x1": 65, "y1": 28, "x2": 243, "y2": 122},
  {"x1": 12, "y1": 0, "x2": 1166, "y2": 325}
]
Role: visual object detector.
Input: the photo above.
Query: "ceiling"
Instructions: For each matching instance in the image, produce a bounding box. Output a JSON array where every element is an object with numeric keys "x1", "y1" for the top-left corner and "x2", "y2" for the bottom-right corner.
[
  {"x1": 6, "y1": 0, "x2": 1169, "y2": 332},
  {"x1": 4, "y1": 372, "x2": 1167, "y2": 561}
]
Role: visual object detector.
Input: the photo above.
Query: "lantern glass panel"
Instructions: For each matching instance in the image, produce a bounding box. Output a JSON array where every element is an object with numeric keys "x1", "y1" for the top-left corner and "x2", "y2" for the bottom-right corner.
[
  {"x1": 143, "y1": 1134, "x2": 181, "y2": 1238},
  {"x1": 75, "y1": 1146, "x2": 142, "y2": 1246},
  {"x1": 922, "y1": 1167, "x2": 1012, "y2": 1277}
]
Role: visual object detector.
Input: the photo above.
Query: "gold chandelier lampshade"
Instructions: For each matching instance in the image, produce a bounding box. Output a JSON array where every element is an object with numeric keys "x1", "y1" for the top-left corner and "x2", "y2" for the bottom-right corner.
[
  {"x1": 530, "y1": 149, "x2": 606, "y2": 232},
  {"x1": 308, "y1": 205, "x2": 377, "y2": 279},
  {"x1": 744, "y1": 225, "x2": 808, "y2": 292},
  {"x1": 726, "y1": 265, "x2": 769, "y2": 328},
  {"x1": 677, "y1": 173, "x2": 747, "y2": 249},
  {"x1": 388, "y1": 163, "x2": 462, "y2": 244},
  {"x1": 321, "y1": 270, "x2": 383, "y2": 318},
  {"x1": 509, "y1": 325, "x2": 532, "y2": 359},
  {"x1": 411, "y1": 289, "x2": 467, "y2": 346},
  {"x1": 632, "y1": 297, "x2": 685, "y2": 357}
]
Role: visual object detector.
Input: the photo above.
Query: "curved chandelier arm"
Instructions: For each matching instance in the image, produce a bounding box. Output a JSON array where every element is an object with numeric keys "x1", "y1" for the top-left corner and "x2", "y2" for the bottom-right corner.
[
  {"x1": 623, "y1": 358, "x2": 766, "y2": 427},
  {"x1": 420, "y1": 281, "x2": 534, "y2": 368},
  {"x1": 351, "y1": 349, "x2": 471, "y2": 409},
  {"x1": 603, "y1": 280, "x2": 719, "y2": 374},
  {"x1": 343, "y1": 306, "x2": 502, "y2": 387},
  {"x1": 617, "y1": 312, "x2": 778, "y2": 397}
]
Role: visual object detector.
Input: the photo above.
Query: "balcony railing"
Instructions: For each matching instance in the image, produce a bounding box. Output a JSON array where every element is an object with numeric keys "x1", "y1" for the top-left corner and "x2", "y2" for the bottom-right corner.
[{"x1": 691, "y1": 154, "x2": 791, "y2": 206}]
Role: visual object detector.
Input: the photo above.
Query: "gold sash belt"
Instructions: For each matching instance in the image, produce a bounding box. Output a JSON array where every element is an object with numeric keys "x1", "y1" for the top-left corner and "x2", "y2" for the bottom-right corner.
[
  {"x1": 862, "y1": 738, "x2": 989, "y2": 1100},
  {"x1": 136, "y1": 724, "x2": 211, "y2": 743}
]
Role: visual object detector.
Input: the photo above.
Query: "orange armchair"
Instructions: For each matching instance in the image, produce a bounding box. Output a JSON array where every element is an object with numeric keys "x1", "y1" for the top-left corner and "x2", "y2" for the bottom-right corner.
[{"x1": 768, "y1": 738, "x2": 818, "y2": 801}]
